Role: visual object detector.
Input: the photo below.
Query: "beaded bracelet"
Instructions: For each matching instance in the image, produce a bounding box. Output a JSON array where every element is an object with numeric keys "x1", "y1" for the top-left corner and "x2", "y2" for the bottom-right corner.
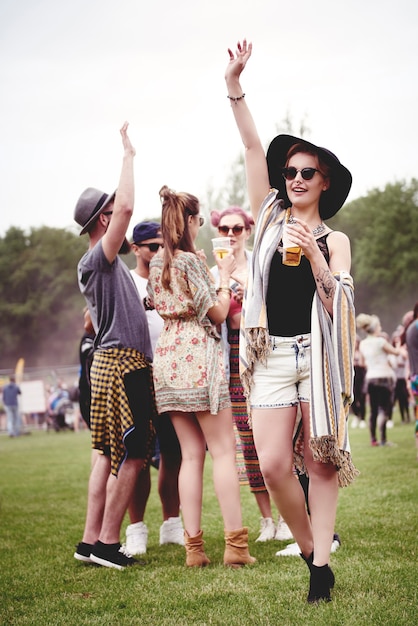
[{"x1": 227, "y1": 93, "x2": 245, "y2": 103}]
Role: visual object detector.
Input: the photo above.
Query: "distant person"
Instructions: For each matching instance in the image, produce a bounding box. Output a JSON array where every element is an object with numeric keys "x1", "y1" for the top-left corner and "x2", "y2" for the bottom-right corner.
[
  {"x1": 351, "y1": 336, "x2": 367, "y2": 428},
  {"x1": 389, "y1": 329, "x2": 411, "y2": 424},
  {"x1": 73, "y1": 122, "x2": 156, "y2": 570},
  {"x1": 148, "y1": 185, "x2": 255, "y2": 568},
  {"x1": 125, "y1": 220, "x2": 183, "y2": 555},
  {"x1": 405, "y1": 302, "x2": 418, "y2": 459},
  {"x1": 357, "y1": 314, "x2": 402, "y2": 446},
  {"x1": 2, "y1": 375, "x2": 22, "y2": 437},
  {"x1": 47, "y1": 381, "x2": 73, "y2": 431}
]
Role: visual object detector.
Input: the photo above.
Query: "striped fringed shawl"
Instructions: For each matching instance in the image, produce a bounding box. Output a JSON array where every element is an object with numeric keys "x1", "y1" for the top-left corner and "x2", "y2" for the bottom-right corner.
[
  {"x1": 295, "y1": 271, "x2": 359, "y2": 487},
  {"x1": 239, "y1": 190, "x2": 359, "y2": 487}
]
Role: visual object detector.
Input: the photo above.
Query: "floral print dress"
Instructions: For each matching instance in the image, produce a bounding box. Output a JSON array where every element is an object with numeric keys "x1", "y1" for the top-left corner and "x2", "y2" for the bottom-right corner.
[{"x1": 148, "y1": 251, "x2": 231, "y2": 415}]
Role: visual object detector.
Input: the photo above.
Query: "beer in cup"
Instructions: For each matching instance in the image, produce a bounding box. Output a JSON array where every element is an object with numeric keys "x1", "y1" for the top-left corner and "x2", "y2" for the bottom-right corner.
[
  {"x1": 212, "y1": 237, "x2": 232, "y2": 259},
  {"x1": 282, "y1": 211, "x2": 302, "y2": 267}
]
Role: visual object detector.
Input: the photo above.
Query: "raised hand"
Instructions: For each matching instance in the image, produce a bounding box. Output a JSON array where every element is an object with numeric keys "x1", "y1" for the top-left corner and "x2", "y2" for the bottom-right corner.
[
  {"x1": 120, "y1": 121, "x2": 136, "y2": 157},
  {"x1": 225, "y1": 39, "x2": 252, "y2": 82}
]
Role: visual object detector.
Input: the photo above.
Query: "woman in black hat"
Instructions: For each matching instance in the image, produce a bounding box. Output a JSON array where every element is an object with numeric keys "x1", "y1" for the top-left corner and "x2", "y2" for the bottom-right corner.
[{"x1": 225, "y1": 39, "x2": 358, "y2": 603}]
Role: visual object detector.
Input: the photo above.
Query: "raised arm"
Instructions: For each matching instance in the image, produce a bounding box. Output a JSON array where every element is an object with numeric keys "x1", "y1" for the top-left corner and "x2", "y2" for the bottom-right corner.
[
  {"x1": 225, "y1": 40, "x2": 270, "y2": 220},
  {"x1": 102, "y1": 122, "x2": 136, "y2": 263}
]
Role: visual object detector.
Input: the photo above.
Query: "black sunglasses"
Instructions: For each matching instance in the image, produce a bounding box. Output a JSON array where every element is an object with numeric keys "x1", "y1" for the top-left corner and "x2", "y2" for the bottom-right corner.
[
  {"x1": 218, "y1": 225, "x2": 245, "y2": 236},
  {"x1": 281, "y1": 167, "x2": 323, "y2": 181},
  {"x1": 135, "y1": 243, "x2": 163, "y2": 252}
]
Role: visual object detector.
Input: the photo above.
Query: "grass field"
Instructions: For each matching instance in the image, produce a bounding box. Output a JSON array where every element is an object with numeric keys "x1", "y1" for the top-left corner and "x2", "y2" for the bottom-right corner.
[{"x1": 0, "y1": 413, "x2": 417, "y2": 625}]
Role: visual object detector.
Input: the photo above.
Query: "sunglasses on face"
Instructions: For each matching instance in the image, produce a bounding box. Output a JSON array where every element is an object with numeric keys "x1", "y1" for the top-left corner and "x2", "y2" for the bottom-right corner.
[
  {"x1": 198, "y1": 216, "x2": 204, "y2": 227},
  {"x1": 136, "y1": 243, "x2": 163, "y2": 252},
  {"x1": 218, "y1": 225, "x2": 245, "y2": 236},
  {"x1": 281, "y1": 167, "x2": 323, "y2": 181}
]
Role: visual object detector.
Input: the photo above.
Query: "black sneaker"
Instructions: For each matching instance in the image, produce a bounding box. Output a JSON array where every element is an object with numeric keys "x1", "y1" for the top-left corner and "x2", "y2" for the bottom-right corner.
[
  {"x1": 90, "y1": 541, "x2": 139, "y2": 570},
  {"x1": 74, "y1": 541, "x2": 94, "y2": 563}
]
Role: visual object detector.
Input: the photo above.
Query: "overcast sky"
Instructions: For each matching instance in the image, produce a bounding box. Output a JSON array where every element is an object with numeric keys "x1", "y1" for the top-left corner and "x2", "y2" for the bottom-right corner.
[{"x1": 1, "y1": 0, "x2": 417, "y2": 236}]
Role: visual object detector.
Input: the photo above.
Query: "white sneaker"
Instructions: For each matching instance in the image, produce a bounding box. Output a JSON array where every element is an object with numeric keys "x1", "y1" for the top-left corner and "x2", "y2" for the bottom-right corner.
[
  {"x1": 351, "y1": 416, "x2": 359, "y2": 428},
  {"x1": 275, "y1": 516, "x2": 293, "y2": 541},
  {"x1": 276, "y1": 533, "x2": 341, "y2": 557},
  {"x1": 359, "y1": 420, "x2": 367, "y2": 429},
  {"x1": 159, "y1": 516, "x2": 184, "y2": 545},
  {"x1": 125, "y1": 521, "x2": 148, "y2": 555},
  {"x1": 386, "y1": 419, "x2": 394, "y2": 429},
  {"x1": 276, "y1": 541, "x2": 300, "y2": 557},
  {"x1": 256, "y1": 517, "x2": 276, "y2": 542},
  {"x1": 331, "y1": 533, "x2": 341, "y2": 553}
]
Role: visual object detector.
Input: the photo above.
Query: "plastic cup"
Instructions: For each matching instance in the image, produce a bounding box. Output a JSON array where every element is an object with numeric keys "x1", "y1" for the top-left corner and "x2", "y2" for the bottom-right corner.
[
  {"x1": 212, "y1": 237, "x2": 232, "y2": 259},
  {"x1": 282, "y1": 219, "x2": 301, "y2": 267}
]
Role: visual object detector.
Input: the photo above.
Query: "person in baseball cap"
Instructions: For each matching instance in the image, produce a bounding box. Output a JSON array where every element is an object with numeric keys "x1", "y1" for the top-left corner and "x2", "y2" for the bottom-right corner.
[{"x1": 132, "y1": 221, "x2": 162, "y2": 248}]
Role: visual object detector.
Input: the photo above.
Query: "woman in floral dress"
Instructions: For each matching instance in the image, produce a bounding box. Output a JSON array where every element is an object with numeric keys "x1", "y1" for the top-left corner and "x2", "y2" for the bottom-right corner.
[{"x1": 147, "y1": 185, "x2": 255, "y2": 568}]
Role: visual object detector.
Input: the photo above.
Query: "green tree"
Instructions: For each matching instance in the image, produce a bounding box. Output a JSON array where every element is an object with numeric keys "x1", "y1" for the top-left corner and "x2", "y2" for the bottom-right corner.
[
  {"x1": 329, "y1": 179, "x2": 418, "y2": 331},
  {"x1": 0, "y1": 226, "x2": 87, "y2": 368}
]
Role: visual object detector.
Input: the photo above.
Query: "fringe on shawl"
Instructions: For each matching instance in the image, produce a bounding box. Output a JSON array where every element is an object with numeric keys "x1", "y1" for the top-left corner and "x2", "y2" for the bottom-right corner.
[
  {"x1": 309, "y1": 436, "x2": 360, "y2": 488},
  {"x1": 294, "y1": 435, "x2": 360, "y2": 488},
  {"x1": 240, "y1": 327, "x2": 271, "y2": 426}
]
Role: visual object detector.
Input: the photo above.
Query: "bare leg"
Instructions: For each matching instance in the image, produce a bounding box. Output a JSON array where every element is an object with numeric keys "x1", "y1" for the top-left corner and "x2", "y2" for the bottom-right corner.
[
  {"x1": 127, "y1": 465, "x2": 151, "y2": 523},
  {"x1": 82, "y1": 453, "x2": 111, "y2": 544},
  {"x1": 253, "y1": 490, "x2": 273, "y2": 519},
  {"x1": 197, "y1": 407, "x2": 243, "y2": 531},
  {"x1": 252, "y1": 406, "x2": 313, "y2": 557},
  {"x1": 301, "y1": 402, "x2": 338, "y2": 566},
  {"x1": 98, "y1": 457, "x2": 144, "y2": 544},
  {"x1": 158, "y1": 450, "x2": 181, "y2": 520},
  {"x1": 170, "y1": 412, "x2": 206, "y2": 536}
]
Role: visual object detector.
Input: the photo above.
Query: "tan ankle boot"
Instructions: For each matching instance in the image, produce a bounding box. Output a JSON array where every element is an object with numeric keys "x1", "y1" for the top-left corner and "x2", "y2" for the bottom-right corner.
[
  {"x1": 224, "y1": 527, "x2": 256, "y2": 567},
  {"x1": 184, "y1": 530, "x2": 211, "y2": 567}
]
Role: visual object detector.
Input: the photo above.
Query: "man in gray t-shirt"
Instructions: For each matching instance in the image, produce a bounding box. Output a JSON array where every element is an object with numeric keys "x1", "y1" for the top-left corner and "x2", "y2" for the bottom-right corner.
[
  {"x1": 405, "y1": 301, "x2": 418, "y2": 459},
  {"x1": 73, "y1": 123, "x2": 155, "y2": 570}
]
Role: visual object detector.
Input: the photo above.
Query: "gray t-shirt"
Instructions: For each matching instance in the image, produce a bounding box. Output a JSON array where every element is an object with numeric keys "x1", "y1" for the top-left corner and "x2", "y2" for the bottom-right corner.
[
  {"x1": 77, "y1": 241, "x2": 152, "y2": 362},
  {"x1": 406, "y1": 320, "x2": 418, "y2": 376}
]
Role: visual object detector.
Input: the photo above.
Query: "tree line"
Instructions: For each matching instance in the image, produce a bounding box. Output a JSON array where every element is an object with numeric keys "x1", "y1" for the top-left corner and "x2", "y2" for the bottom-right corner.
[{"x1": 0, "y1": 178, "x2": 417, "y2": 370}]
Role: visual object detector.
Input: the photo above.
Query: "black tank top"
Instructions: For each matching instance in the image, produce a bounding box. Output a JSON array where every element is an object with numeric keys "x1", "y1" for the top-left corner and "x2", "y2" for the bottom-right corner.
[{"x1": 266, "y1": 234, "x2": 330, "y2": 337}]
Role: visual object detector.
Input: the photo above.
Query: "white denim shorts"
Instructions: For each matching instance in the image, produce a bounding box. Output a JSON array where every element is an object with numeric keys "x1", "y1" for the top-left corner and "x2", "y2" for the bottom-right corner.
[{"x1": 250, "y1": 334, "x2": 311, "y2": 409}]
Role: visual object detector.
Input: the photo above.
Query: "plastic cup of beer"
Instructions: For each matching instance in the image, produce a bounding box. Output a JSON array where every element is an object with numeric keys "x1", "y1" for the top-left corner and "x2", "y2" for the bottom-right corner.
[
  {"x1": 282, "y1": 222, "x2": 302, "y2": 267},
  {"x1": 212, "y1": 237, "x2": 232, "y2": 259}
]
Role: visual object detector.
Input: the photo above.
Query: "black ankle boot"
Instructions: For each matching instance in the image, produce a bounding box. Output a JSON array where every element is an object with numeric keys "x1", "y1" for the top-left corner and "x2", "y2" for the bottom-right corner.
[
  {"x1": 300, "y1": 552, "x2": 335, "y2": 589},
  {"x1": 300, "y1": 552, "x2": 313, "y2": 568},
  {"x1": 307, "y1": 563, "x2": 333, "y2": 603}
]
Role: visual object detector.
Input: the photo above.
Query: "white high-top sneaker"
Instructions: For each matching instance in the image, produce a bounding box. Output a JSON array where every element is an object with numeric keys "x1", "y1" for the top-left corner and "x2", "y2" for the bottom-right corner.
[
  {"x1": 125, "y1": 521, "x2": 148, "y2": 555},
  {"x1": 255, "y1": 517, "x2": 276, "y2": 542},
  {"x1": 275, "y1": 516, "x2": 293, "y2": 541},
  {"x1": 159, "y1": 516, "x2": 185, "y2": 545}
]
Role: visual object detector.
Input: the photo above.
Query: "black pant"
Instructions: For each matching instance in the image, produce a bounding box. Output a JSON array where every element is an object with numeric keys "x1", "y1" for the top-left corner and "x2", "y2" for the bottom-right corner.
[
  {"x1": 393, "y1": 378, "x2": 411, "y2": 422},
  {"x1": 368, "y1": 379, "x2": 393, "y2": 444}
]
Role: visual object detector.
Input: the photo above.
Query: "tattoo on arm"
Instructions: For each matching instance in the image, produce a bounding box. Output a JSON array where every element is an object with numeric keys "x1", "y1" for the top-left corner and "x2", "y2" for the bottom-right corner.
[{"x1": 315, "y1": 268, "x2": 335, "y2": 299}]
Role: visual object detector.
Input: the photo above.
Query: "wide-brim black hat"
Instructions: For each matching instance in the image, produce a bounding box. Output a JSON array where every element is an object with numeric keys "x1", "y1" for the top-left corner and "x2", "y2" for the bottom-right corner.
[
  {"x1": 74, "y1": 187, "x2": 116, "y2": 235},
  {"x1": 266, "y1": 134, "x2": 352, "y2": 219}
]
